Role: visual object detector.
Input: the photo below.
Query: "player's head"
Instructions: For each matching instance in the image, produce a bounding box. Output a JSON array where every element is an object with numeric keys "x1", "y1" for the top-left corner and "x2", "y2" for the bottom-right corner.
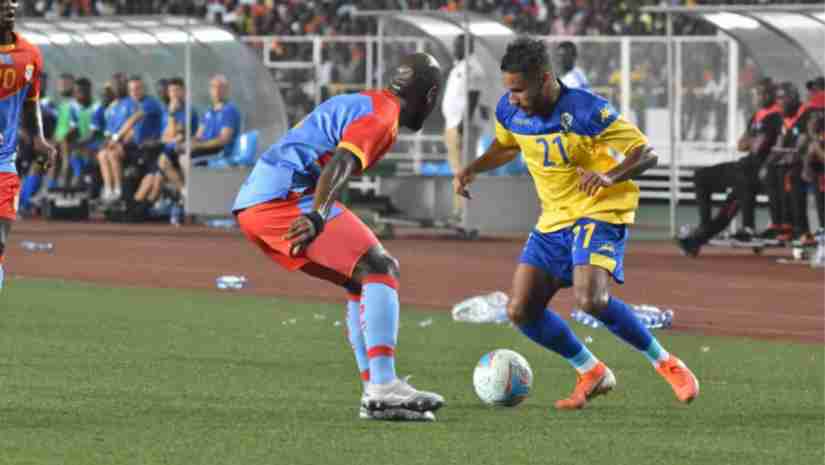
[
  {"x1": 210, "y1": 74, "x2": 230, "y2": 105},
  {"x1": 156, "y1": 78, "x2": 170, "y2": 106},
  {"x1": 128, "y1": 75, "x2": 145, "y2": 101},
  {"x1": 101, "y1": 81, "x2": 115, "y2": 105},
  {"x1": 168, "y1": 77, "x2": 185, "y2": 103},
  {"x1": 112, "y1": 72, "x2": 128, "y2": 98},
  {"x1": 58, "y1": 73, "x2": 75, "y2": 98},
  {"x1": 776, "y1": 81, "x2": 800, "y2": 116},
  {"x1": 806, "y1": 76, "x2": 824, "y2": 95},
  {"x1": 556, "y1": 41, "x2": 577, "y2": 73},
  {"x1": 501, "y1": 37, "x2": 554, "y2": 116},
  {"x1": 73, "y1": 77, "x2": 92, "y2": 106},
  {"x1": 453, "y1": 34, "x2": 474, "y2": 61},
  {"x1": 751, "y1": 77, "x2": 775, "y2": 109},
  {"x1": 0, "y1": 0, "x2": 18, "y2": 33},
  {"x1": 388, "y1": 52, "x2": 442, "y2": 132}
]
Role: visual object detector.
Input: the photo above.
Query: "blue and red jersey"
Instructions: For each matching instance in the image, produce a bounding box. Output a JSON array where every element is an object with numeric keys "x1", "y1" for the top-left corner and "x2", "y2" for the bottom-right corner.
[
  {"x1": 0, "y1": 34, "x2": 42, "y2": 174},
  {"x1": 233, "y1": 90, "x2": 400, "y2": 212}
]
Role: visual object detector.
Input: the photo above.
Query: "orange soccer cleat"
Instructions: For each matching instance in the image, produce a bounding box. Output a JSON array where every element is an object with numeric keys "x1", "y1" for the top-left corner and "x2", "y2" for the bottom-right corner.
[
  {"x1": 555, "y1": 362, "x2": 616, "y2": 410},
  {"x1": 656, "y1": 355, "x2": 700, "y2": 403}
]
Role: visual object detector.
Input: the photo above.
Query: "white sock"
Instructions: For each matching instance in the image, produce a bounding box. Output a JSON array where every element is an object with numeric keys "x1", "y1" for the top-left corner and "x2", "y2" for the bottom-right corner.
[{"x1": 0, "y1": 264, "x2": 5, "y2": 291}]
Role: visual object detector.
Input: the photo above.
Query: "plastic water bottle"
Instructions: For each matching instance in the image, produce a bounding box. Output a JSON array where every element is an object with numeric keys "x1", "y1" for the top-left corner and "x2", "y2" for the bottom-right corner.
[
  {"x1": 571, "y1": 310, "x2": 602, "y2": 328},
  {"x1": 451, "y1": 291, "x2": 509, "y2": 324},
  {"x1": 206, "y1": 218, "x2": 237, "y2": 230},
  {"x1": 811, "y1": 230, "x2": 825, "y2": 268},
  {"x1": 215, "y1": 275, "x2": 246, "y2": 290},
  {"x1": 571, "y1": 306, "x2": 673, "y2": 330},
  {"x1": 20, "y1": 240, "x2": 54, "y2": 252},
  {"x1": 170, "y1": 204, "x2": 182, "y2": 226}
]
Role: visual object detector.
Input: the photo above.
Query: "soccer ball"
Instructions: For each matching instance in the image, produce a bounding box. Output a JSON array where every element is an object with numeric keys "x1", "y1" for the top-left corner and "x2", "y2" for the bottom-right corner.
[{"x1": 473, "y1": 349, "x2": 533, "y2": 406}]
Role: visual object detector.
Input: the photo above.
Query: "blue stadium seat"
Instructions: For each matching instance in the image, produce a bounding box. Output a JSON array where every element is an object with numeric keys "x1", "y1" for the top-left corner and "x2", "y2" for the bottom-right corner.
[{"x1": 206, "y1": 130, "x2": 259, "y2": 169}]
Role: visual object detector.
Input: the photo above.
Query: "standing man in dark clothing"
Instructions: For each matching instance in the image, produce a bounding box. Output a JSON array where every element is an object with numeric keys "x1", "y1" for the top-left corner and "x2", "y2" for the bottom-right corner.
[{"x1": 678, "y1": 78, "x2": 782, "y2": 257}]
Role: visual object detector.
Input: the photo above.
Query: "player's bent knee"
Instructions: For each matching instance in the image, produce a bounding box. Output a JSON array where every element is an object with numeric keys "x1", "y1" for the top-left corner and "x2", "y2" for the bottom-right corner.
[
  {"x1": 353, "y1": 245, "x2": 400, "y2": 282},
  {"x1": 575, "y1": 291, "x2": 609, "y2": 316},
  {"x1": 506, "y1": 299, "x2": 536, "y2": 326}
]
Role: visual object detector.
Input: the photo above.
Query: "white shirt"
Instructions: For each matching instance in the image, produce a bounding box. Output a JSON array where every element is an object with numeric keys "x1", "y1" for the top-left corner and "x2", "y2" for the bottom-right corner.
[
  {"x1": 441, "y1": 55, "x2": 484, "y2": 130},
  {"x1": 560, "y1": 67, "x2": 590, "y2": 90}
]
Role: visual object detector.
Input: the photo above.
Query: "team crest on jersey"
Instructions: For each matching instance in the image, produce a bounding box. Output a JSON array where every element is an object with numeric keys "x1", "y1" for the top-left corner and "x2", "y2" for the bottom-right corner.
[
  {"x1": 24, "y1": 64, "x2": 34, "y2": 82},
  {"x1": 560, "y1": 112, "x2": 573, "y2": 133},
  {"x1": 600, "y1": 106, "x2": 612, "y2": 122}
]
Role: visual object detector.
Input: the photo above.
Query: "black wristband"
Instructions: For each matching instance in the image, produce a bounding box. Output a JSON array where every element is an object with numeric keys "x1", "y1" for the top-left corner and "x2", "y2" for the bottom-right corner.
[{"x1": 305, "y1": 211, "x2": 326, "y2": 235}]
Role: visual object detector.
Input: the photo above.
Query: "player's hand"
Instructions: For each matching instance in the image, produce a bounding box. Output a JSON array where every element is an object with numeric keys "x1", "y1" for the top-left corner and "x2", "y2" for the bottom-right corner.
[
  {"x1": 577, "y1": 167, "x2": 613, "y2": 196},
  {"x1": 284, "y1": 212, "x2": 325, "y2": 257},
  {"x1": 453, "y1": 169, "x2": 476, "y2": 199},
  {"x1": 33, "y1": 138, "x2": 58, "y2": 173}
]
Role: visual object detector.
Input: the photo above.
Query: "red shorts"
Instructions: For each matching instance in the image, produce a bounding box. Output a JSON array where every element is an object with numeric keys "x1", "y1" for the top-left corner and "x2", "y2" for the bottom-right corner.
[
  {"x1": 237, "y1": 198, "x2": 379, "y2": 278},
  {"x1": 0, "y1": 173, "x2": 20, "y2": 221}
]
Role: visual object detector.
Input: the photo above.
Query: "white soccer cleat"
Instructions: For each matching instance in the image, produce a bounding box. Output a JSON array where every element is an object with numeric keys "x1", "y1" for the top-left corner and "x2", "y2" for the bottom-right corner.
[
  {"x1": 362, "y1": 377, "x2": 444, "y2": 413},
  {"x1": 358, "y1": 404, "x2": 436, "y2": 421}
]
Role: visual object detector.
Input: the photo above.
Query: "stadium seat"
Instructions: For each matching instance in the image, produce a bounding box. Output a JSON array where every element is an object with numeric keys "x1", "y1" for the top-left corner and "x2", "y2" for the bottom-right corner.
[{"x1": 206, "y1": 130, "x2": 259, "y2": 169}]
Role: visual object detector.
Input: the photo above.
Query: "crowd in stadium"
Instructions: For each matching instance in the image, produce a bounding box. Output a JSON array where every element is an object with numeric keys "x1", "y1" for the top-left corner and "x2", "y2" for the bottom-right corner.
[{"x1": 27, "y1": 1, "x2": 823, "y2": 36}]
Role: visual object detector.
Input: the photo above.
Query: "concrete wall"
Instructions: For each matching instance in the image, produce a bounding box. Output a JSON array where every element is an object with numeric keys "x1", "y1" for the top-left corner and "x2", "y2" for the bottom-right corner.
[{"x1": 379, "y1": 176, "x2": 540, "y2": 234}]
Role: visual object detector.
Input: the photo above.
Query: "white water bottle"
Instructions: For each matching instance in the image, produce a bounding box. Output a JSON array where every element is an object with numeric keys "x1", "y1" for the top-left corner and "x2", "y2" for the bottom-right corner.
[{"x1": 216, "y1": 275, "x2": 246, "y2": 290}]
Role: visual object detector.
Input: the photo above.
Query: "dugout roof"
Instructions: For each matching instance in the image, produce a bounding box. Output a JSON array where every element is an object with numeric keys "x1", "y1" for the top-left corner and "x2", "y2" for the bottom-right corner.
[
  {"x1": 17, "y1": 16, "x2": 287, "y2": 151},
  {"x1": 361, "y1": 10, "x2": 515, "y2": 137},
  {"x1": 642, "y1": 4, "x2": 825, "y2": 92}
]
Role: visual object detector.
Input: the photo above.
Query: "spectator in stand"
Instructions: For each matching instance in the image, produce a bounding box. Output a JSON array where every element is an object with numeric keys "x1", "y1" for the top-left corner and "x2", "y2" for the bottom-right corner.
[
  {"x1": 96, "y1": 72, "x2": 132, "y2": 202},
  {"x1": 98, "y1": 75, "x2": 164, "y2": 203},
  {"x1": 165, "y1": 75, "x2": 241, "y2": 199},
  {"x1": 677, "y1": 78, "x2": 782, "y2": 257},
  {"x1": 802, "y1": 110, "x2": 825, "y2": 232},
  {"x1": 50, "y1": 73, "x2": 76, "y2": 188},
  {"x1": 556, "y1": 41, "x2": 589, "y2": 90},
  {"x1": 61, "y1": 78, "x2": 100, "y2": 187},
  {"x1": 761, "y1": 82, "x2": 808, "y2": 242},
  {"x1": 132, "y1": 77, "x2": 200, "y2": 218}
]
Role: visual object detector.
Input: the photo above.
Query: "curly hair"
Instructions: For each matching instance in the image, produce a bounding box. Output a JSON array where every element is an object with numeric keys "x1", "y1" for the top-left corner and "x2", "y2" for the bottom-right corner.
[{"x1": 500, "y1": 37, "x2": 550, "y2": 79}]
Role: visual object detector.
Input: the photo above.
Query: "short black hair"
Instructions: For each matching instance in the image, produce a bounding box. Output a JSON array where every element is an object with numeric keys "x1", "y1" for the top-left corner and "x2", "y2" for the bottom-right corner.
[
  {"x1": 128, "y1": 75, "x2": 143, "y2": 83},
  {"x1": 168, "y1": 77, "x2": 185, "y2": 87},
  {"x1": 75, "y1": 77, "x2": 91, "y2": 91},
  {"x1": 557, "y1": 41, "x2": 577, "y2": 57},
  {"x1": 59, "y1": 73, "x2": 74, "y2": 80},
  {"x1": 777, "y1": 81, "x2": 799, "y2": 100},
  {"x1": 500, "y1": 37, "x2": 550, "y2": 78},
  {"x1": 755, "y1": 77, "x2": 775, "y2": 96}
]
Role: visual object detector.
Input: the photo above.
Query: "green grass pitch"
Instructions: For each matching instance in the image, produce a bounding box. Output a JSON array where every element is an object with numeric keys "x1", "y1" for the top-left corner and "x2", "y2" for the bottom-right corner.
[{"x1": 1, "y1": 278, "x2": 822, "y2": 465}]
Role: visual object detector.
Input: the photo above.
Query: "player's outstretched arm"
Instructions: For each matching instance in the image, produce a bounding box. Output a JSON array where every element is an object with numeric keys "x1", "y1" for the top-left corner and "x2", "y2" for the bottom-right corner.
[
  {"x1": 23, "y1": 100, "x2": 58, "y2": 173},
  {"x1": 454, "y1": 139, "x2": 519, "y2": 198},
  {"x1": 578, "y1": 145, "x2": 658, "y2": 196},
  {"x1": 283, "y1": 148, "x2": 360, "y2": 255}
]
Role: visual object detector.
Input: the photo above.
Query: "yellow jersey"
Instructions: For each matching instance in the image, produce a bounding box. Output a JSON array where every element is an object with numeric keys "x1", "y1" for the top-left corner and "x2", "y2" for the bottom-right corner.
[{"x1": 494, "y1": 82, "x2": 647, "y2": 233}]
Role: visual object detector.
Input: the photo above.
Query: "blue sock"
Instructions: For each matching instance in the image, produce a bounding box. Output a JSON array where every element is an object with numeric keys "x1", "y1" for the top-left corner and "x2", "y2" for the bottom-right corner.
[
  {"x1": 70, "y1": 155, "x2": 87, "y2": 178},
  {"x1": 597, "y1": 297, "x2": 669, "y2": 365},
  {"x1": 47, "y1": 178, "x2": 58, "y2": 190},
  {"x1": 345, "y1": 294, "x2": 370, "y2": 383},
  {"x1": 518, "y1": 309, "x2": 599, "y2": 374},
  {"x1": 361, "y1": 276, "x2": 399, "y2": 385},
  {"x1": 19, "y1": 174, "x2": 42, "y2": 210}
]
